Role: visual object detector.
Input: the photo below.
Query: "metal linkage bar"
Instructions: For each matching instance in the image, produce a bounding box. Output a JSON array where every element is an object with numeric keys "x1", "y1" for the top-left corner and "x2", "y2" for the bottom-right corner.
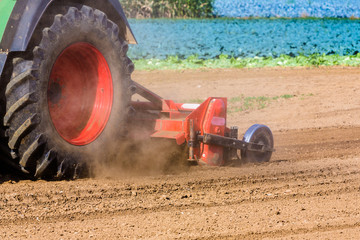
[
  {"x1": 198, "y1": 133, "x2": 274, "y2": 153},
  {"x1": 132, "y1": 81, "x2": 163, "y2": 109}
]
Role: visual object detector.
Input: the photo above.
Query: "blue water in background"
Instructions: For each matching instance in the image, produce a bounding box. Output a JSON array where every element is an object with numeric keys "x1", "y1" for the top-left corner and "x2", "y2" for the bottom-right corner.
[
  {"x1": 213, "y1": 0, "x2": 360, "y2": 18},
  {"x1": 128, "y1": 18, "x2": 360, "y2": 59}
]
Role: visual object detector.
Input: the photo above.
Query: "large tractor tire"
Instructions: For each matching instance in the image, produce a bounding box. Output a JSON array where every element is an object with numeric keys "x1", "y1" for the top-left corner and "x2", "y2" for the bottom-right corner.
[{"x1": 3, "y1": 6, "x2": 134, "y2": 179}]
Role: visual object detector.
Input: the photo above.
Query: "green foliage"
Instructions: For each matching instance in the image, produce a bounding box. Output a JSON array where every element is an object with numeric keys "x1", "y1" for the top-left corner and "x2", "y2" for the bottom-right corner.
[
  {"x1": 229, "y1": 95, "x2": 271, "y2": 112},
  {"x1": 280, "y1": 94, "x2": 294, "y2": 99},
  {"x1": 119, "y1": 0, "x2": 214, "y2": 18},
  {"x1": 181, "y1": 94, "x2": 300, "y2": 113},
  {"x1": 181, "y1": 94, "x2": 301, "y2": 113},
  {"x1": 228, "y1": 94, "x2": 298, "y2": 113},
  {"x1": 133, "y1": 53, "x2": 360, "y2": 70}
]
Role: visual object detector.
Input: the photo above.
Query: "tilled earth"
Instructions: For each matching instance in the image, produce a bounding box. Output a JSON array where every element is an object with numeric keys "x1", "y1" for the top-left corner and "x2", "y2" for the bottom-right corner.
[{"x1": 1, "y1": 67, "x2": 360, "y2": 239}]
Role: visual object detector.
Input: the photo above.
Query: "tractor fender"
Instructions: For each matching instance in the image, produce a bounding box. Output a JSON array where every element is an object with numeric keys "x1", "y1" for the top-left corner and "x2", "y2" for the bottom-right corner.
[{"x1": 0, "y1": 0, "x2": 137, "y2": 77}]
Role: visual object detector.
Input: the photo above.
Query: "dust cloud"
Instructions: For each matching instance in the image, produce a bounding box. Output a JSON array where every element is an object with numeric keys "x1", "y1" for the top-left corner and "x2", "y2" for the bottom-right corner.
[{"x1": 87, "y1": 125, "x2": 190, "y2": 179}]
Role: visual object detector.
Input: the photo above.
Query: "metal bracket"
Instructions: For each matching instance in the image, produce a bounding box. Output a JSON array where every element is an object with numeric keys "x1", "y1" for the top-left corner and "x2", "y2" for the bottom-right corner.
[{"x1": 198, "y1": 133, "x2": 274, "y2": 153}]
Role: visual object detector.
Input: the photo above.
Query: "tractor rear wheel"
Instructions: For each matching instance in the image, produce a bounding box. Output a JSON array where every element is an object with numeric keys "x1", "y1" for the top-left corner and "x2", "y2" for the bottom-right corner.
[{"x1": 3, "y1": 6, "x2": 134, "y2": 179}]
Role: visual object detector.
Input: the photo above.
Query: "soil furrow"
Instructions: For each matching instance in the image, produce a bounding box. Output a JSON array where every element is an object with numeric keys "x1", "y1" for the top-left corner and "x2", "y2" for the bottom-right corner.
[{"x1": 2, "y1": 68, "x2": 360, "y2": 239}]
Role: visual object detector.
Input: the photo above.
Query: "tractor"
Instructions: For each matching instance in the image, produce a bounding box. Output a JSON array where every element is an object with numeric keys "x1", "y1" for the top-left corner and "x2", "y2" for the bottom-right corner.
[{"x1": 0, "y1": 0, "x2": 274, "y2": 180}]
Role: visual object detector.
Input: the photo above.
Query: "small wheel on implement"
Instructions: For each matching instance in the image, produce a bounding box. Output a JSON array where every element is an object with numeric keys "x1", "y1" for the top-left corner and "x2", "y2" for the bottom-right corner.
[{"x1": 241, "y1": 124, "x2": 274, "y2": 163}]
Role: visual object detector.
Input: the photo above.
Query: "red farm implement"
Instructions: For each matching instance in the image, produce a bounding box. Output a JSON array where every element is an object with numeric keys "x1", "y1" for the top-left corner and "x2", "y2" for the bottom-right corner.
[{"x1": 129, "y1": 82, "x2": 275, "y2": 166}]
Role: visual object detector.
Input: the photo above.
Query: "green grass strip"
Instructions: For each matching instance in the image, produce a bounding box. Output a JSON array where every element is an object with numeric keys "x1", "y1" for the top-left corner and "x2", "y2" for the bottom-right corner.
[
  {"x1": 183, "y1": 93, "x2": 314, "y2": 113},
  {"x1": 133, "y1": 53, "x2": 360, "y2": 70},
  {"x1": 228, "y1": 94, "x2": 296, "y2": 113}
]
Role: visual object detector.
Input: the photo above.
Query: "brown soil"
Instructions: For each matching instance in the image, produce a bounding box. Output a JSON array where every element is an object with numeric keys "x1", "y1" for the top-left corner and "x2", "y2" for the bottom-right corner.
[{"x1": 1, "y1": 67, "x2": 360, "y2": 239}]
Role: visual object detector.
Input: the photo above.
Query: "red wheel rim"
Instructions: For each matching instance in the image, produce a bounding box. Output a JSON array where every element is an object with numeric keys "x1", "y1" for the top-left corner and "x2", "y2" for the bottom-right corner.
[{"x1": 48, "y1": 43, "x2": 113, "y2": 146}]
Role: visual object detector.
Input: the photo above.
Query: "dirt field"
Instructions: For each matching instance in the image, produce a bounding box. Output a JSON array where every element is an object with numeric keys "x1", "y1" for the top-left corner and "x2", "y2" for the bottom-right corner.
[{"x1": 1, "y1": 67, "x2": 360, "y2": 239}]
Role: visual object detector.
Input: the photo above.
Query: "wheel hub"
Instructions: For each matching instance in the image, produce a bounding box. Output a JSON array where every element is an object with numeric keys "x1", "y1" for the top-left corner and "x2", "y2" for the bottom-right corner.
[{"x1": 48, "y1": 42, "x2": 113, "y2": 146}]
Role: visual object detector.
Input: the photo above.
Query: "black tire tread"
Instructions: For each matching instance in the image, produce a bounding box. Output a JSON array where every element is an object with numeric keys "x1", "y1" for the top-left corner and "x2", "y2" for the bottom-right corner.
[
  {"x1": 19, "y1": 134, "x2": 45, "y2": 168},
  {"x1": 3, "y1": 5, "x2": 133, "y2": 179},
  {"x1": 5, "y1": 68, "x2": 35, "y2": 97},
  {"x1": 8, "y1": 114, "x2": 38, "y2": 149},
  {"x1": 35, "y1": 149, "x2": 56, "y2": 178},
  {"x1": 4, "y1": 92, "x2": 35, "y2": 126}
]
